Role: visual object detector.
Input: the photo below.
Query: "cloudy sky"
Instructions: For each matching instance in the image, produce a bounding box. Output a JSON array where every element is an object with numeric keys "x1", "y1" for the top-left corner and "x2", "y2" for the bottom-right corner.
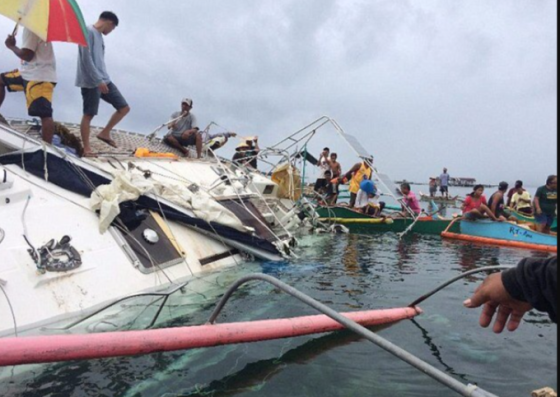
[{"x1": 0, "y1": 0, "x2": 557, "y2": 186}]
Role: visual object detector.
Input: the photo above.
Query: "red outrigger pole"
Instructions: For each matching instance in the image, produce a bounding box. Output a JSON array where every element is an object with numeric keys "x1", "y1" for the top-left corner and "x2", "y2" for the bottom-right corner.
[{"x1": 0, "y1": 307, "x2": 421, "y2": 367}]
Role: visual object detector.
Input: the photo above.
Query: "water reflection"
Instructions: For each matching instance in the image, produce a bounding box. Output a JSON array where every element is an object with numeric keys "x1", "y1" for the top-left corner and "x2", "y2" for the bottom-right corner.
[
  {"x1": 395, "y1": 235, "x2": 422, "y2": 273},
  {"x1": 410, "y1": 319, "x2": 471, "y2": 382},
  {"x1": 342, "y1": 234, "x2": 360, "y2": 273},
  {"x1": 168, "y1": 331, "x2": 369, "y2": 397}
]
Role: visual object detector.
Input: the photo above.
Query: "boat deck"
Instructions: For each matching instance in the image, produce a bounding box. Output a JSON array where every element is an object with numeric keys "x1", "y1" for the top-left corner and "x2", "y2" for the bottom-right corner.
[{"x1": 5, "y1": 118, "x2": 185, "y2": 158}]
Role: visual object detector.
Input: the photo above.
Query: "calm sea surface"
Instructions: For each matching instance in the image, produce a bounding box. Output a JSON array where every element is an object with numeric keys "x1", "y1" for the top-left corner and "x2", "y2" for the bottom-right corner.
[{"x1": 0, "y1": 224, "x2": 556, "y2": 396}]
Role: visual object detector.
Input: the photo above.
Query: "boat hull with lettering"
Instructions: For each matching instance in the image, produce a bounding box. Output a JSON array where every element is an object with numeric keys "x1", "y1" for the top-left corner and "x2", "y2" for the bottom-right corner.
[{"x1": 442, "y1": 219, "x2": 557, "y2": 253}]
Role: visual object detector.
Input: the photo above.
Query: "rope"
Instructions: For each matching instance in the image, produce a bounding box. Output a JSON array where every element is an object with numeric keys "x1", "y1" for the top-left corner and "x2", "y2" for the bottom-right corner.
[
  {"x1": 397, "y1": 204, "x2": 444, "y2": 239},
  {"x1": 151, "y1": 192, "x2": 199, "y2": 276},
  {"x1": 42, "y1": 141, "x2": 49, "y2": 182},
  {"x1": 144, "y1": 155, "x2": 294, "y2": 257},
  {"x1": 0, "y1": 284, "x2": 18, "y2": 337},
  {"x1": 217, "y1": 157, "x2": 295, "y2": 247},
  {"x1": 21, "y1": 195, "x2": 43, "y2": 271}
]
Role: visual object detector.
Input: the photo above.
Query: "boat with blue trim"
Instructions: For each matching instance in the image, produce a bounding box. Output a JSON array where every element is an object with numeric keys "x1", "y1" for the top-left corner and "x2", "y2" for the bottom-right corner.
[{"x1": 442, "y1": 219, "x2": 557, "y2": 253}]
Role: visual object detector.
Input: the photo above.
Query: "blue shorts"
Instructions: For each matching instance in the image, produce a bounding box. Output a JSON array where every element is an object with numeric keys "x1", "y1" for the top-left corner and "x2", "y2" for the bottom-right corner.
[
  {"x1": 536, "y1": 213, "x2": 555, "y2": 227},
  {"x1": 81, "y1": 82, "x2": 128, "y2": 116}
]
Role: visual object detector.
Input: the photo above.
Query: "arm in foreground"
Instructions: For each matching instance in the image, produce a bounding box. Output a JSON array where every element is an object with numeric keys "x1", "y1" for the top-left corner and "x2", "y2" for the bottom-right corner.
[{"x1": 464, "y1": 257, "x2": 557, "y2": 333}]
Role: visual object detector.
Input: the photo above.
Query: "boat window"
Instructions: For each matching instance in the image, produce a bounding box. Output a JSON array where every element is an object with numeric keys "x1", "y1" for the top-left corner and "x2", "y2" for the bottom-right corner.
[
  {"x1": 219, "y1": 198, "x2": 276, "y2": 241},
  {"x1": 111, "y1": 211, "x2": 185, "y2": 274},
  {"x1": 263, "y1": 185, "x2": 275, "y2": 195}
]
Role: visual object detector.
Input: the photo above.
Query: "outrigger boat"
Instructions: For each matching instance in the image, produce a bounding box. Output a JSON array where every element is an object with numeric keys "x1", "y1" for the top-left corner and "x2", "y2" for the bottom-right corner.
[
  {"x1": 316, "y1": 206, "x2": 461, "y2": 235},
  {"x1": 419, "y1": 192, "x2": 461, "y2": 205},
  {"x1": 504, "y1": 208, "x2": 558, "y2": 232},
  {"x1": 0, "y1": 118, "x2": 305, "y2": 336},
  {"x1": 255, "y1": 116, "x2": 467, "y2": 237},
  {"x1": 442, "y1": 219, "x2": 557, "y2": 253}
]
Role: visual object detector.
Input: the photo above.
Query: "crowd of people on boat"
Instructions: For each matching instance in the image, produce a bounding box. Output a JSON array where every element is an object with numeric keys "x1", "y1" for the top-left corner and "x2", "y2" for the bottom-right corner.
[
  {"x1": 312, "y1": 148, "x2": 423, "y2": 219},
  {"x1": 461, "y1": 176, "x2": 558, "y2": 234},
  {"x1": 315, "y1": 150, "x2": 557, "y2": 233}
]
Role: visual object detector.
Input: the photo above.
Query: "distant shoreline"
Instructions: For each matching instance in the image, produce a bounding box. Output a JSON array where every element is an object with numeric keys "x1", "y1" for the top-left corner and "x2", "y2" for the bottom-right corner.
[{"x1": 396, "y1": 181, "x2": 498, "y2": 188}]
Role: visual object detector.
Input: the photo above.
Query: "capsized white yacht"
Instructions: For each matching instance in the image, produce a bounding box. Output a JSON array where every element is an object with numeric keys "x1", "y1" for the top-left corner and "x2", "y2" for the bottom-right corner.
[{"x1": 0, "y1": 118, "x2": 305, "y2": 336}]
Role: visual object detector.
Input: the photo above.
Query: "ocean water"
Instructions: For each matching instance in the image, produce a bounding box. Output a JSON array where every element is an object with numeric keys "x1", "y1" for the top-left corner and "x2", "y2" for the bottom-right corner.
[{"x1": 0, "y1": 231, "x2": 556, "y2": 397}]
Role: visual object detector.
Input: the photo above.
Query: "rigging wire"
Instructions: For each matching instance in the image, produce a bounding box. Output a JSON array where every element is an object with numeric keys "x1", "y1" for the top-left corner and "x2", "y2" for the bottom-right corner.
[{"x1": 409, "y1": 266, "x2": 514, "y2": 308}]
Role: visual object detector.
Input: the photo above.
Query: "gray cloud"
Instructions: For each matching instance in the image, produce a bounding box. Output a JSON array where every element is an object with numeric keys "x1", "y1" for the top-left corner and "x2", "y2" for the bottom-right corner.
[{"x1": 0, "y1": 0, "x2": 556, "y2": 186}]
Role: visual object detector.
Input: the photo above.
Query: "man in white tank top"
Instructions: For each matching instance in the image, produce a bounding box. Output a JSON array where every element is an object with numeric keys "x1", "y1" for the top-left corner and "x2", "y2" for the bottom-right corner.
[{"x1": 314, "y1": 147, "x2": 331, "y2": 193}]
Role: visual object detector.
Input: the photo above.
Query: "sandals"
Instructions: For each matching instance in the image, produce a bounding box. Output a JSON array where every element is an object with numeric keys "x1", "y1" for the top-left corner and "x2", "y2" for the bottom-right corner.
[{"x1": 96, "y1": 135, "x2": 119, "y2": 148}]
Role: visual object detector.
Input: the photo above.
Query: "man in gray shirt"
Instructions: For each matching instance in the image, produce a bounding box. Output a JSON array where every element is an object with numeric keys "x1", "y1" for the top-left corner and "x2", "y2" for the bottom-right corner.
[
  {"x1": 164, "y1": 98, "x2": 203, "y2": 158},
  {"x1": 76, "y1": 11, "x2": 130, "y2": 157},
  {"x1": 440, "y1": 168, "x2": 451, "y2": 199},
  {"x1": 164, "y1": 98, "x2": 238, "y2": 158}
]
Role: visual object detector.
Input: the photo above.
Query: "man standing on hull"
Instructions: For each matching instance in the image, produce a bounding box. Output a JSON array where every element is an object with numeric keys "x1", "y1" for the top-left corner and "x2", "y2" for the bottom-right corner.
[
  {"x1": 1, "y1": 29, "x2": 57, "y2": 143},
  {"x1": 76, "y1": 11, "x2": 130, "y2": 157}
]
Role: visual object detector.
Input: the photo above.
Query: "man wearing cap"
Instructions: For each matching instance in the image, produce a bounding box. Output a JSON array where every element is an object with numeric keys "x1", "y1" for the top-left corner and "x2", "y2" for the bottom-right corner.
[
  {"x1": 488, "y1": 182, "x2": 510, "y2": 221},
  {"x1": 164, "y1": 98, "x2": 202, "y2": 158}
]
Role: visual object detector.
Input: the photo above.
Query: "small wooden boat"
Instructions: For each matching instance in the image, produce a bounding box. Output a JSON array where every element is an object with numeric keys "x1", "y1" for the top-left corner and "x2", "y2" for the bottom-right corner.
[
  {"x1": 442, "y1": 219, "x2": 557, "y2": 253},
  {"x1": 316, "y1": 206, "x2": 460, "y2": 235},
  {"x1": 419, "y1": 193, "x2": 460, "y2": 205},
  {"x1": 0, "y1": 307, "x2": 421, "y2": 366},
  {"x1": 504, "y1": 209, "x2": 558, "y2": 232}
]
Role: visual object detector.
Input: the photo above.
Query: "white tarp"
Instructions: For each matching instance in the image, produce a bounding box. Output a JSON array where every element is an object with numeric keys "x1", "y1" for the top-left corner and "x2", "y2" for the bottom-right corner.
[{"x1": 91, "y1": 170, "x2": 249, "y2": 234}]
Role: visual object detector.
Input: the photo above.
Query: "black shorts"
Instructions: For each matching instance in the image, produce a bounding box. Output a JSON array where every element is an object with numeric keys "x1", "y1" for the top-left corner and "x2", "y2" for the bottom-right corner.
[
  {"x1": 440, "y1": 186, "x2": 449, "y2": 193},
  {"x1": 314, "y1": 179, "x2": 327, "y2": 192},
  {"x1": 176, "y1": 132, "x2": 197, "y2": 146},
  {"x1": 81, "y1": 82, "x2": 128, "y2": 116}
]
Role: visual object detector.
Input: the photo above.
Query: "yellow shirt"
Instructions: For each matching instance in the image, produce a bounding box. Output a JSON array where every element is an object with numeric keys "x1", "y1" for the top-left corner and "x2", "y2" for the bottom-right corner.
[
  {"x1": 349, "y1": 163, "x2": 373, "y2": 194},
  {"x1": 511, "y1": 191, "x2": 532, "y2": 211}
]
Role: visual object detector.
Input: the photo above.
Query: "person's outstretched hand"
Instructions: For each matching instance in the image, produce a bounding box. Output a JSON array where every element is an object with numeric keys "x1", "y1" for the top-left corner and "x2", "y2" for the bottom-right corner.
[{"x1": 464, "y1": 273, "x2": 533, "y2": 333}]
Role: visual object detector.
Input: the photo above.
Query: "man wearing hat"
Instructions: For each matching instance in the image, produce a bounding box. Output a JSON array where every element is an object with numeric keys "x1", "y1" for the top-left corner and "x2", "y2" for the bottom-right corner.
[
  {"x1": 164, "y1": 98, "x2": 202, "y2": 158},
  {"x1": 233, "y1": 136, "x2": 260, "y2": 169}
]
